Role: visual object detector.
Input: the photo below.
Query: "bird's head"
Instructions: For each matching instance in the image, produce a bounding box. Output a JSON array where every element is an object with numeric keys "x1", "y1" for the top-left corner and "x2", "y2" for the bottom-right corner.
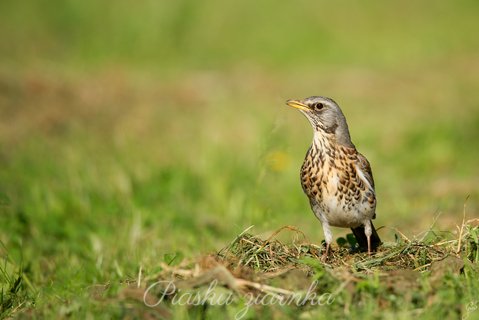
[{"x1": 286, "y1": 96, "x2": 354, "y2": 147}]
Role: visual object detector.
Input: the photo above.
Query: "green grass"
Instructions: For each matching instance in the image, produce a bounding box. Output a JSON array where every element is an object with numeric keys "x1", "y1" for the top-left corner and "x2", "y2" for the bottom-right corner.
[{"x1": 1, "y1": 0, "x2": 479, "y2": 318}]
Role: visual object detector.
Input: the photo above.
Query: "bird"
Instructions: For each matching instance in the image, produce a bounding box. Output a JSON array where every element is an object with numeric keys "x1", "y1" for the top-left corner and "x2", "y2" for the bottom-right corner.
[{"x1": 286, "y1": 96, "x2": 381, "y2": 258}]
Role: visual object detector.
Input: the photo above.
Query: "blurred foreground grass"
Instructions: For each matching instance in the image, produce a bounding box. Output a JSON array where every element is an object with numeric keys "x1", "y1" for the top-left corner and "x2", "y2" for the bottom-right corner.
[{"x1": 1, "y1": 0, "x2": 479, "y2": 318}]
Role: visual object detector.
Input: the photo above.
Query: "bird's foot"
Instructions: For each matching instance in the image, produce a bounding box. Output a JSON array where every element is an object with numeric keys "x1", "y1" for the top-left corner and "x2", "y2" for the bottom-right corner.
[
  {"x1": 320, "y1": 253, "x2": 328, "y2": 263},
  {"x1": 367, "y1": 235, "x2": 371, "y2": 256},
  {"x1": 321, "y1": 243, "x2": 330, "y2": 262}
]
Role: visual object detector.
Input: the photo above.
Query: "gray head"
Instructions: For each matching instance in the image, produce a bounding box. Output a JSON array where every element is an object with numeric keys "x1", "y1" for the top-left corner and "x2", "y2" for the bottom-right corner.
[{"x1": 286, "y1": 96, "x2": 354, "y2": 148}]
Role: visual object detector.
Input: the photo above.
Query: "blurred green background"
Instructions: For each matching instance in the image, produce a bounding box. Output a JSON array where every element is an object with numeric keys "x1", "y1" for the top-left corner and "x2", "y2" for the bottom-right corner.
[{"x1": 1, "y1": 0, "x2": 478, "y2": 316}]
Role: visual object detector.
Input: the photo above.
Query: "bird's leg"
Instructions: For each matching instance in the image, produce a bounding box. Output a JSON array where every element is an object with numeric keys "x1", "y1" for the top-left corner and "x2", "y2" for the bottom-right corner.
[
  {"x1": 367, "y1": 235, "x2": 371, "y2": 255},
  {"x1": 321, "y1": 243, "x2": 330, "y2": 262},
  {"x1": 321, "y1": 221, "x2": 333, "y2": 262},
  {"x1": 364, "y1": 220, "x2": 373, "y2": 256}
]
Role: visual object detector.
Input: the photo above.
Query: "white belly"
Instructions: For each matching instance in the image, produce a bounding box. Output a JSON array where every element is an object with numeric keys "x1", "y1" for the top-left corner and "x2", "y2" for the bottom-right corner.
[
  {"x1": 319, "y1": 194, "x2": 369, "y2": 228},
  {"x1": 311, "y1": 173, "x2": 374, "y2": 228}
]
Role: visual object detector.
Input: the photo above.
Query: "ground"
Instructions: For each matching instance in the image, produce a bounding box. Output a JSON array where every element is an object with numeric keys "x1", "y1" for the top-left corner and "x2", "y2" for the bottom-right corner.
[{"x1": 1, "y1": 1, "x2": 479, "y2": 318}]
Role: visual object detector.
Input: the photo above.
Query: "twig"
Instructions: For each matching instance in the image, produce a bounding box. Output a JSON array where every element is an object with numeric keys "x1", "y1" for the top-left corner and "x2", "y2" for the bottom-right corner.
[
  {"x1": 235, "y1": 278, "x2": 297, "y2": 297},
  {"x1": 419, "y1": 210, "x2": 442, "y2": 242},
  {"x1": 219, "y1": 225, "x2": 255, "y2": 256},
  {"x1": 393, "y1": 227, "x2": 411, "y2": 243},
  {"x1": 456, "y1": 195, "x2": 470, "y2": 254},
  {"x1": 255, "y1": 225, "x2": 307, "y2": 254},
  {"x1": 137, "y1": 265, "x2": 142, "y2": 288}
]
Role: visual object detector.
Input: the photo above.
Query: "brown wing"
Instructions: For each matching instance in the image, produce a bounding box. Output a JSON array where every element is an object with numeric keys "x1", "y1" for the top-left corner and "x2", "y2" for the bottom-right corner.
[
  {"x1": 355, "y1": 152, "x2": 377, "y2": 219},
  {"x1": 352, "y1": 152, "x2": 381, "y2": 248},
  {"x1": 356, "y1": 152, "x2": 375, "y2": 190}
]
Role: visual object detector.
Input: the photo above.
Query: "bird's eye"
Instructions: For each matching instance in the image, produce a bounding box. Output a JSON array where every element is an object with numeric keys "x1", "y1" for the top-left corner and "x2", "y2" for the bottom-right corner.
[{"x1": 313, "y1": 103, "x2": 324, "y2": 111}]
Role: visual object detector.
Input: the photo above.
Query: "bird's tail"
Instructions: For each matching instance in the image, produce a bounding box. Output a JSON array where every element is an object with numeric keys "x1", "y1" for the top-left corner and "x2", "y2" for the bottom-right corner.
[{"x1": 351, "y1": 221, "x2": 381, "y2": 252}]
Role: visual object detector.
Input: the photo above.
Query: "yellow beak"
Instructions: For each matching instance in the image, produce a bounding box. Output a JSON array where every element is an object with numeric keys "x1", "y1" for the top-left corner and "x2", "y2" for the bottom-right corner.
[{"x1": 286, "y1": 99, "x2": 310, "y2": 112}]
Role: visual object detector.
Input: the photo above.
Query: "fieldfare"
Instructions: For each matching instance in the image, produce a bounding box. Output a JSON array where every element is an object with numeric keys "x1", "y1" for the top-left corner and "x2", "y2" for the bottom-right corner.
[{"x1": 286, "y1": 96, "x2": 381, "y2": 257}]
